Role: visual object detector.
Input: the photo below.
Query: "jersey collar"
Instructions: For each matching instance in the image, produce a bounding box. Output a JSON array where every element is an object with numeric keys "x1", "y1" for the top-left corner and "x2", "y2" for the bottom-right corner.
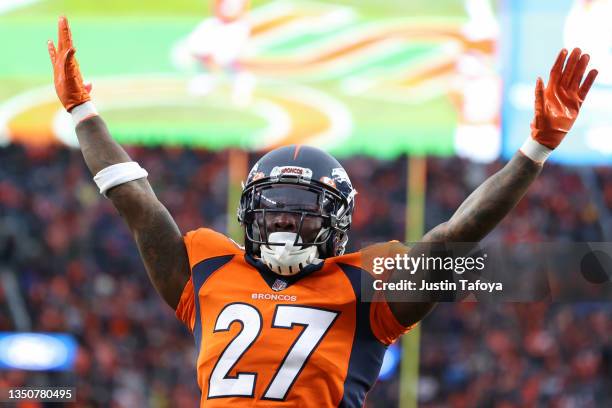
[{"x1": 244, "y1": 254, "x2": 325, "y2": 291}]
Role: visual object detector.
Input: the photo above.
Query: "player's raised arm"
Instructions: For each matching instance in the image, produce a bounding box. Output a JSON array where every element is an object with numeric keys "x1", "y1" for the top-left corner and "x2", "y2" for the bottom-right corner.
[
  {"x1": 432, "y1": 48, "x2": 597, "y2": 242},
  {"x1": 48, "y1": 16, "x2": 190, "y2": 309},
  {"x1": 388, "y1": 48, "x2": 598, "y2": 326}
]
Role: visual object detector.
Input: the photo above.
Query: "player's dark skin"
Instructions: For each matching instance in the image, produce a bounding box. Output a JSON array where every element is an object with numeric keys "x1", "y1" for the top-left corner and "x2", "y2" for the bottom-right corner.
[
  {"x1": 75, "y1": 115, "x2": 540, "y2": 326},
  {"x1": 259, "y1": 212, "x2": 323, "y2": 242},
  {"x1": 74, "y1": 45, "x2": 598, "y2": 327},
  {"x1": 386, "y1": 153, "x2": 542, "y2": 325}
]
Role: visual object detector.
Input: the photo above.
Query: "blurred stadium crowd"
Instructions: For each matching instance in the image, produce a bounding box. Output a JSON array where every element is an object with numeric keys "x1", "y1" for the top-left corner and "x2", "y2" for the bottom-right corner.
[{"x1": 0, "y1": 144, "x2": 610, "y2": 407}]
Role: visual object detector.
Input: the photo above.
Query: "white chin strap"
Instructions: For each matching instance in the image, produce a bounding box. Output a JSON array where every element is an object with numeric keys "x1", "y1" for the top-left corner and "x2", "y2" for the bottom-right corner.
[{"x1": 260, "y1": 232, "x2": 320, "y2": 276}]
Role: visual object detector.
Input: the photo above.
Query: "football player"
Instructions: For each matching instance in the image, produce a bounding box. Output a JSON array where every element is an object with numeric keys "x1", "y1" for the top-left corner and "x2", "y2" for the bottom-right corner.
[{"x1": 48, "y1": 16, "x2": 597, "y2": 407}]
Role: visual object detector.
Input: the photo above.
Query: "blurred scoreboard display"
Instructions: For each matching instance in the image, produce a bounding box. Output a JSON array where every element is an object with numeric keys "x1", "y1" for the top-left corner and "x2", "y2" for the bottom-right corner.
[
  {"x1": 502, "y1": 0, "x2": 612, "y2": 165},
  {"x1": 0, "y1": 0, "x2": 503, "y2": 160}
]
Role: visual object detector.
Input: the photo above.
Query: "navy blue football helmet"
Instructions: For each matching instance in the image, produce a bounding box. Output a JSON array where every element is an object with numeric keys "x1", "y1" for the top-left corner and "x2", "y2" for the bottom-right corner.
[{"x1": 238, "y1": 145, "x2": 357, "y2": 267}]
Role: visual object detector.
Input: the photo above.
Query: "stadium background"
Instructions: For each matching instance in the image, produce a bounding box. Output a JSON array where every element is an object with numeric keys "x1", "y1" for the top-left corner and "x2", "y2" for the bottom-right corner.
[{"x1": 0, "y1": 0, "x2": 611, "y2": 406}]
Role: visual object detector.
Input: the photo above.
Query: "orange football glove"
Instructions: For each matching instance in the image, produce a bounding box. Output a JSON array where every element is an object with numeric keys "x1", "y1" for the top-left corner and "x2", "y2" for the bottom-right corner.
[
  {"x1": 531, "y1": 48, "x2": 598, "y2": 149},
  {"x1": 48, "y1": 16, "x2": 91, "y2": 112}
]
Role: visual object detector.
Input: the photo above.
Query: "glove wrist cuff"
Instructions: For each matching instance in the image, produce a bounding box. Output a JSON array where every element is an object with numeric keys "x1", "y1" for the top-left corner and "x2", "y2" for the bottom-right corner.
[
  {"x1": 519, "y1": 137, "x2": 553, "y2": 164},
  {"x1": 71, "y1": 101, "x2": 98, "y2": 126},
  {"x1": 530, "y1": 127, "x2": 566, "y2": 150}
]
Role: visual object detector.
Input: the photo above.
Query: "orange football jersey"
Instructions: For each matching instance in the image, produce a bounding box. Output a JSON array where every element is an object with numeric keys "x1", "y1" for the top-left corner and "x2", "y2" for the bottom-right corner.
[{"x1": 175, "y1": 228, "x2": 413, "y2": 407}]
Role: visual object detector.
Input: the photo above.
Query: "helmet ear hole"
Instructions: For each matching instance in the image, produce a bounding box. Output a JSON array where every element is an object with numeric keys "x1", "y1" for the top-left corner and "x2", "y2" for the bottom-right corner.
[
  {"x1": 334, "y1": 230, "x2": 349, "y2": 256},
  {"x1": 320, "y1": 230, "x2": 342, "y2": 258}
]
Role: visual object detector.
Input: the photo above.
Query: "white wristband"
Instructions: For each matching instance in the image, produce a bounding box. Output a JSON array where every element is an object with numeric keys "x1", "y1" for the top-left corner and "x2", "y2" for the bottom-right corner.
[
  {"x1": 71, "y1": 101, "x2": 98, "y2": 126},
  {"x1": 519, "y1": 137, "x2": 553, "y2": 164},
  {"x1": 93, "y1": 162, "x2": 148, "y2": 197}
]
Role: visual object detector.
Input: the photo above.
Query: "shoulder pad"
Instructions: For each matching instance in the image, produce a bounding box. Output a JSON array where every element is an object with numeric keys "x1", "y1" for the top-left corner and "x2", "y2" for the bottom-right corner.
[{"x1": 184, "y1": 228, "x2": 244, "y2": 268}]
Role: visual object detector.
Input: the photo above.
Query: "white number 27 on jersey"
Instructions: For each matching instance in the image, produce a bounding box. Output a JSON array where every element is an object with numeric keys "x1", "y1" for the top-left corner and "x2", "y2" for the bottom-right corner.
[{"x1": 208, "y1": 303, "x2": 339, "y2": 400}]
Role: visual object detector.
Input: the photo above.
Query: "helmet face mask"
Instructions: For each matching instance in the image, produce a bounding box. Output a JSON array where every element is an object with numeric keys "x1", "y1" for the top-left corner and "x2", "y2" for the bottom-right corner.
[
  {"x1": 241, "y1": 181, "x2": 347, "y2": 249},
  {"x1": 237, "y1": 146, "x2": 356, "y2": 274}
]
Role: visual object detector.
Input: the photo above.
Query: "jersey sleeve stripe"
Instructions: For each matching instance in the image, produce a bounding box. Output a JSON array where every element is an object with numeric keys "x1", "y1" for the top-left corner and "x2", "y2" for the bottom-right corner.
[
  {"x1": 337, "y1": 263, "x2": 387, "y2": 408},
  {"x1": 192, "y1": 255, "x2": 235, "y2": 370}
]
